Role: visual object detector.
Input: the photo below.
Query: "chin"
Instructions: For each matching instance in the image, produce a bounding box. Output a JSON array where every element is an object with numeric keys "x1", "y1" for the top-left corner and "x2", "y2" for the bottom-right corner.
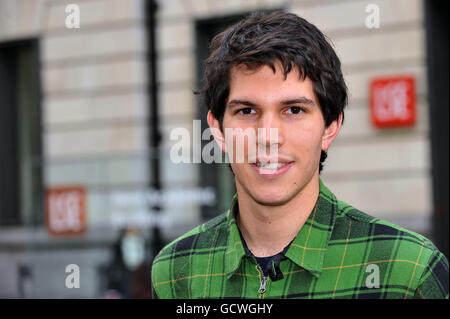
[{"x1": 250, "y1": 189, "x2": 295, "y2": 207}]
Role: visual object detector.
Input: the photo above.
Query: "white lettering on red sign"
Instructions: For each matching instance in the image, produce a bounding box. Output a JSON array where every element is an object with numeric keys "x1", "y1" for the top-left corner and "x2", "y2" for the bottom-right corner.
[
  {"x1": 370, "y1": 76, "x2": 415, "y2": 128},
  {"x1": 46, "y1": 187, "x2": 86, "y2": 236}
]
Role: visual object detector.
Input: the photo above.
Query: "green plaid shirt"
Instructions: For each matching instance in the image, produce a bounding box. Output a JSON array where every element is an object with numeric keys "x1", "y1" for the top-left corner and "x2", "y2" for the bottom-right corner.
[{"x1": 151, "y1": 179, "x2": 449, "y2": 299}]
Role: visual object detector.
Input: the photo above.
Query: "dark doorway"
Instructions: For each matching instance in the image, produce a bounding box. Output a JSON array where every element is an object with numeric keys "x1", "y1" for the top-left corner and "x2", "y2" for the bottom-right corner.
[
  {"x1": 195, "y1": 15, "x2": 245, "y2": 221},
  {"x1": 425, "y1": 1, "x2": 449, "y2": 259},
  {"x1": 0, "y1": 39, "x2": 43, "y2": 226}
]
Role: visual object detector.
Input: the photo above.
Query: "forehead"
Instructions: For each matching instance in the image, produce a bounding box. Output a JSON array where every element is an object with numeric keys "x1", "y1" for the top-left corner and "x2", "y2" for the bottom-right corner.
[{"x1": 228, "y1": 62, "x2": 317, "y2": 103}]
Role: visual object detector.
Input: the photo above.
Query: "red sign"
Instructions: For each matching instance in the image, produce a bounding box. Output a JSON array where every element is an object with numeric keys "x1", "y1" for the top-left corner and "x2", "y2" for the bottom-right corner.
[
  {"x1": 370, "y1": 76, "x2": 416, "y2": 128},
  {"x1": 46, "y1": 186, "x2": 87, "y2": 236}
]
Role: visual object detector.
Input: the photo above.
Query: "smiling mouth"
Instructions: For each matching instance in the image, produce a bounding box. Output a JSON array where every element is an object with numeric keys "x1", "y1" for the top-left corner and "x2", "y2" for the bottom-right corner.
[
  {"x1": 254, "y1": 162, "x2": 290, "y2": 169},
  {"x1": 251, "y1": 160, "x2": 294, "y2": 177}
]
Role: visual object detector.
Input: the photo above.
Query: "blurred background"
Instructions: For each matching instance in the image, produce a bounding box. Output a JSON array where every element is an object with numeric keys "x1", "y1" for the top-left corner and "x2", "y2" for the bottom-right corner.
[{"x1": 0, "y1": 0, "x2": 448, "y2": 298}]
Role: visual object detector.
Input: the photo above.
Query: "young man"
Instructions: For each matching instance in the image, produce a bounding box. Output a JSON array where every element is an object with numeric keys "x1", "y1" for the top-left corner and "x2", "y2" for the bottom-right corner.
[{"x1": 151, "y1": 11, "x2": 449, "y2": 299}]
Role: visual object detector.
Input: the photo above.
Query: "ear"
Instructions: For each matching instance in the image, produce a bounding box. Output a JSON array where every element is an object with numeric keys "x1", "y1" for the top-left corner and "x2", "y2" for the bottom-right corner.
[
  {"x1": 321, "y1": 113, "x2": 343, "y2": 151},
  {"x1": 207, "y1": 111, "x2": 227, "y2": 152}
]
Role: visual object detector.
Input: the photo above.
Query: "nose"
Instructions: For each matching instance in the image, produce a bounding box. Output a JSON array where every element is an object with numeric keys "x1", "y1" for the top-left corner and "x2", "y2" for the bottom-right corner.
[{"x1": 257, "y1": 112, "x2": 284, "y2": 152}]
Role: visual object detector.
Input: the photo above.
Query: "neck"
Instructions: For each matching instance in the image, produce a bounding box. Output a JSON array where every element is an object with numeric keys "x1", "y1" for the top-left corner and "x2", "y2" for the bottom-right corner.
[{"x1": 236, "y1": 176, "x2": 320, "y2": 257}]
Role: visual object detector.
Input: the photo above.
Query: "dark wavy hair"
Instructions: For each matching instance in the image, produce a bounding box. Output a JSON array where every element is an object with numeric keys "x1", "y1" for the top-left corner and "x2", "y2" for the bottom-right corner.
[{"x1": 197, "y1": 11, "x2": 348, "y2": 173}]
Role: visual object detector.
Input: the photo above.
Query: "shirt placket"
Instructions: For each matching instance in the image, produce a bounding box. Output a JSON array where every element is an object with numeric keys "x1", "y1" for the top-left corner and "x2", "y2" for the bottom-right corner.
[{"x1": 256, "y1": 263, "x2": 269, "y2": 298}]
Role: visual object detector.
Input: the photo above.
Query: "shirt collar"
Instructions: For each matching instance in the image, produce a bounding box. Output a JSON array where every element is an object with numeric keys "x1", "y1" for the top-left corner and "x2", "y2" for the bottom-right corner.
[{"x1": 224, "y1": 178, "x2": 338, "y2": 279}]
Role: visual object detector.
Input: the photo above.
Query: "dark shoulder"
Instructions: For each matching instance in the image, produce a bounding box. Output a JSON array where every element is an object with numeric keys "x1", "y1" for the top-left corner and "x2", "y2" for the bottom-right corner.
[
  {"x1": 152, "y1": 211, "x2": 229, "y2": 265},
  {"x1": 151, "y1": 211, "x2": 230, "y2": 298},
  {"x1": 333, "y1": 199, "x2": 441, "y2": 259}
]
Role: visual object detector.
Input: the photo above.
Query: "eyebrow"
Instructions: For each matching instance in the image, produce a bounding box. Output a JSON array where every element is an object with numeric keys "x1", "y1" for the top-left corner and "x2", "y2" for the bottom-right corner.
[{"x1": 227, "y1": 96, "x2": 315, "y2": 108}]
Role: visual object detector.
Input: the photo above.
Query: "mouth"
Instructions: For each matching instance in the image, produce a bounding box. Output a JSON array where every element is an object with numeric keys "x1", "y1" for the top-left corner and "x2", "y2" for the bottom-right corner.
[{"x1": 250, "y1": 160, "x2": 294, "y2": 178}]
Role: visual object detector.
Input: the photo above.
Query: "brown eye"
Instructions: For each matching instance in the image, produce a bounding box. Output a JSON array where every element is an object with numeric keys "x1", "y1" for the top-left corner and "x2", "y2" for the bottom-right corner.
[
  {"x1": 286, "y1": 106, "x2": 303, "y2": 114},
  {"x1": 238, "y1": 108, "x2": 256, "y2": 115}
]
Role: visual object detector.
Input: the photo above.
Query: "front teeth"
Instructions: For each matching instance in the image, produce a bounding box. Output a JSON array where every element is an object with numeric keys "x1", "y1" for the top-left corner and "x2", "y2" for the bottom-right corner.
[{"x1": 256, "y1": 162, "x2": 287, "y2": 169}]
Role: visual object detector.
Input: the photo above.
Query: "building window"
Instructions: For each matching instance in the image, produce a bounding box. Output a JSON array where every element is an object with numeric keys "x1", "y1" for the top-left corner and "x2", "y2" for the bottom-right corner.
[
  {"x1": 0, "y1": 39, "x2": 43, "y2": 226},
  {"x1": 195, "y1": 15, "x2": 249, "y2": 221}
]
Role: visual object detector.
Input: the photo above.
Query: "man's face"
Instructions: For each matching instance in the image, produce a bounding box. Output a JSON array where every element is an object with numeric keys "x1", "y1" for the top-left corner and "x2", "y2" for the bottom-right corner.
[{"x1": 209, "y1": 62, "x2": 341, "y2": 206}]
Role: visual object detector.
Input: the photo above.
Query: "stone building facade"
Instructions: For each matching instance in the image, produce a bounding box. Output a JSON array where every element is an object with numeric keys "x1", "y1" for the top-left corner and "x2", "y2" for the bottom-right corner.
[{"x1": 0, "y1": 0, "x2": 436, "y2": 298}]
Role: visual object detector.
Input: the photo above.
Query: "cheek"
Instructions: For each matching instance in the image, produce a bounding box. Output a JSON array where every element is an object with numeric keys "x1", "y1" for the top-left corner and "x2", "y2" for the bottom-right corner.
[
  {"x1": 288, "y1": 126, "x2": 322, "y2": 150},
  {"x1": 226, "y1": 133, "x2": 256, "y2": 163},
  {"x1": 223, "y1": 118, "x2": 257, "y2": 156},
  {"x1": 287, "y1": 126, "x2": 324, "y2": 165}
]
